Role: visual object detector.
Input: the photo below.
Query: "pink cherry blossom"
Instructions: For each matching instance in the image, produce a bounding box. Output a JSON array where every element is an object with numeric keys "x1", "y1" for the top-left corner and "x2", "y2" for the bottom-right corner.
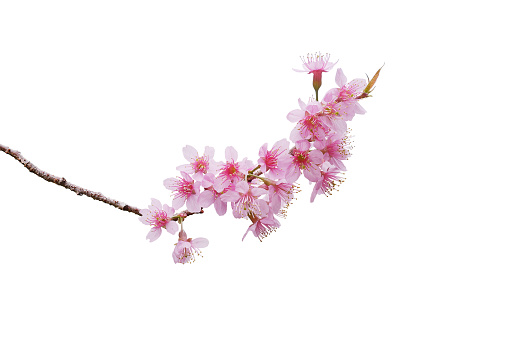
[
  {"x1": 163, "y1": 171, "x2": 201, "y2": 212},
  {"x1": 176, "y1": 145, "x2": 219, "y2": 181},
  {"x1": 288, "y1": 99, "x2": 329, "y2": 142},
  {"x1": 172, "y1": 230, "x2": 209, "y2": 264},
  {"x1": 285, "y1": 140, "x2": 323, "y2": 183},
  {"x1": 139, "y1": 198, "x2": 179, "y2": 242},
  {"x1": 221, "y1": 181, "x2": 268, "y2": 219},
  {"x1": 320, "y1": 89, "x2": 348, "y2": 133},
  {"x1": 334, "y1": 68, "x2": 367, "y2": 119},
  {"x1": 310, "y1": 163, "x2": 345, "y2": 202},
  {"x1": 258, "y1": 139, "x2": 292, "y2": 179},
  {"x1": 313, "y1": 132, "x2": 352, "y2": 171},
  {"x1": 197, "y1": 174, "x2": 229, "y2": 216},
  {"x1": 217, "y1": 146, "x2": 254, "y2": 189},
  {"x1": 242, "y1": 213, "x2": 281, "y2": 241},
  {"x1": 267, "y1": 180, "x2": 298, "y2": 215}
]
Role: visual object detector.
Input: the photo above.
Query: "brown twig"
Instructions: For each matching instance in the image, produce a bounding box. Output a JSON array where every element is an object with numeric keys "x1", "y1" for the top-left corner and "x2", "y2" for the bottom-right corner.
[{"x1": 1, "y1": 143, "x2": 142, "y2": 216}]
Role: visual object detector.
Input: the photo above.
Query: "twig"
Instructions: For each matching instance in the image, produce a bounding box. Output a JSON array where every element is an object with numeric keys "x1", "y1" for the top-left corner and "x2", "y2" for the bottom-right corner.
[{"x1": 1, "y1": 143, "x2": 142, "y2": 216}]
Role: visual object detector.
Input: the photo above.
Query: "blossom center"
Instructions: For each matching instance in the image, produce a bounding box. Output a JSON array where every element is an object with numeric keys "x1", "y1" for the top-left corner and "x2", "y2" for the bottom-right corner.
[
  {"x1": 293, "y1": 150, "x2": 310, "y2": 170},
  {"x1": 149, "y1": 210, "x2": 169, "y2": 228},
  {"x1": 192, "y1": 156, "x2": 209, "y2": 174}
]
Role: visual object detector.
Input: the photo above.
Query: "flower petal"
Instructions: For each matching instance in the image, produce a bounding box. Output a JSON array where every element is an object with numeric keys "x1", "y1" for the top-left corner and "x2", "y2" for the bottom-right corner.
[
  {"x1": 146, "y1": 227, "x2": 162, "y2": 242},
  {"x1": 166, "y1": 221, "x2": 178, "y2": 235},
  {"x1": 335, "y1": 68, "x2": 347, "y2": 88},
  {"x1": 186, "y1": 194, "x2": 201, "y2": 213},
  {"x1": 191, "y1": 237, "x2": 209, "y2": 248},
  {"x1": 287, "y1": 109, "x2": 304, "y2": 123},
  {"x1": 225, "y1": 146, "x2": 238, "y2": 162},
  {"x1": 182, "y1": 145, "x2": 198, "y2": 162}
]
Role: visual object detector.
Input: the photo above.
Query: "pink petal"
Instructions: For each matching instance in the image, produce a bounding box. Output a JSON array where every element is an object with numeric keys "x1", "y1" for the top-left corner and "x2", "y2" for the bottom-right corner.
[
  {"x1": 198, "y1": 190, "x2": 215, "y2": 208},
  {"x1": 273, "y1": 138, "x2": 290, "y2": 151},
  {"x1": 163, "y1": 204, "x2": 174, "y2": 216},
  {"x1": 236, "y1": 181, "x2": 250, "y2": 194},
  {"x1": 191, "y1": 237, "x2": 209, "y2": 248},
  {"x1": 304, "y1": 166, "x2": 321, "y2": 182},
  {"x1": 204, "y1": 146, "x2": 215, "y2": 159},
  {"x1": 335, "y1": 68, "x2": 347, "y2": 88},
  {"x1": 286, "y1": 166, "x2": 301, "y2": 183},
  {"x1": 295, "y1": 140, "x2": 311, "y2": 151},
  {"x1": 182, "y1": 145, "x2": 198, "y2": 162},
  {"x1": 251, "y1": 187, "x2": 267, "y2": 197},
  {"x1": 214, "y1": 199, "x2": 227, "y2": 216},
  {"x1": 289, "y1": 127, "x2": 304, "y2": 143},
  {"x1": 287, "y1": 109, "x2": 304, "y2": 122},
  {"x1": 146, "y1": 227, "x2": 162, "y2": 242},
  {"x1": 138, "y1": 211, "x2": 150, "y2": 225},
  {"x1": 258, "y1": 143, "x2": 268, "y2": 157},
  {"x1": 225, "y1": 146, "x2": 238, "y2": 162},
  {"x1": 310, "y1": 182, "x2": 320, "y2": 203},
  {"x1": 309, "y1": 149, "x2": 324, "y2": 164},
  {"x1": 150, "y1": 198, "x2": 162, "y2": 210},
  {"x1": 176, "y1": 164, "x2": 193, "y2": 173},
  {"x1": 172, "y1": 196, "x2": 186, "y2": 210},
  {"x1": 298, "y1": 98, "x2": 306, "y2": 110},
  {"x1": 166, "y1": 221, "x2": 178, "y2": 235},
  {"x1": 348, "y1": 78, "x2": 367, "y2": 96},
  {"x1": 221, "y1": 190, "x2": 241, "y2": 202},
  {"x1": 163, "y1": 178, "x2": 178, "y2": 190},
  {"x1": 186, "y1": 194, "x2": 201, "y2": 213},
  {"x1": 242, "y1": 223, "x2": 256, "y2": 241}
]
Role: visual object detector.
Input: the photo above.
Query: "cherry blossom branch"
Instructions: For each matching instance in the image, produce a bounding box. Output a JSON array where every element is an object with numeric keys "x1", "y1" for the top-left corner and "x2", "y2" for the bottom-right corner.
[{"x1": 1, "y1": 143, "x2": 142, "y2": 216}]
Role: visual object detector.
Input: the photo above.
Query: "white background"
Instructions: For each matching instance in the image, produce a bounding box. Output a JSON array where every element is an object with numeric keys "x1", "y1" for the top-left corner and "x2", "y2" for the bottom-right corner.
[{"x1": 1, "y1": 1, "x2": 508, "y2": 338}]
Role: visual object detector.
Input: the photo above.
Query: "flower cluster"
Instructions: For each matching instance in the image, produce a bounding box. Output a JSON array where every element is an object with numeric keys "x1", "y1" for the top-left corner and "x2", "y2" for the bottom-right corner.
[{"x1": 140, "y1": 54, "x2": 381, "y2": 264}]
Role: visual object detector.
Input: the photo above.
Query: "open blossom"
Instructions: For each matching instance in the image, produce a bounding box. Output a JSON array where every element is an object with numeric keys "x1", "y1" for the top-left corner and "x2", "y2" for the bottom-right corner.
[
  {"x1": 334, "y1": 68, "x2": 367, "y2": 119},
  {"x1": 176, "y1": 145, "x2": 219, "y2": 181},
  {"x1": 221, "y1": 181, "x2": 268, "y2": 219},
  {"x1": 258, "y1": 139, "x2": 292, "y2": 179},
  {"x1": 139, "y1": 198, "x2": 179, "y2": 242},
  {"x1": 172, "y1": 230, "x2": 209, "y2": 264},
  {"x1": 314, "y1": 132, "x2": 351, "y2": 171},
  {"x1": 242, "y1": 213, "x2": 281, "y2": 241},
  {"x1": 163, "y1": 171, "x2": 201, "y2": 212},
  {"x1": 320, "y1": 90, "x2": 348, "y2": 134},
  {"x1": 286, "y1": 140, "x2": 323, "y2": 183},
  {"x1": 310, "y1": 162, "x2": 345, "y2": 202},
  {"x1": 216, "y1": 146, "x2": 254, "y2": 190},
  {"x1": 288, "y1": 99, "x2": 329, "y2": 142},
  {"x1": 267, "y1": 180, "x2": 298, "y2": 215},
  {"x1": 197, "y1": 173, "x2": 230, "y2": 216}
]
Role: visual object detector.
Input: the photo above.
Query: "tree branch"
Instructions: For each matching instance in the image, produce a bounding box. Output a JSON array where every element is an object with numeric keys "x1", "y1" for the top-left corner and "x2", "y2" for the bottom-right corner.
[{"x1": 1, "y1": 143, "x2": 142, "y2": 216}]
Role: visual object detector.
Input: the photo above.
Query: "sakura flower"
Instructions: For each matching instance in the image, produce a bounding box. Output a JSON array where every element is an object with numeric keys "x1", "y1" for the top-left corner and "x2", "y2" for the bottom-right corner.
[
  {"x1": 176, "y1": 145, "x2": 219, "y2": 181},
  {"x1": 242, "y1": 213, "x2": 281, "y2": 242},
  {"x1": 267, "y1": 180, "x2": 299, "y2": 215},
  {"x1": 221, "y1": 181, "x2": 268, "y2": 219},
  {"x1": 334, "y1": 68, "x2": 367, "y2": 119},
  {"x1": 313, "y1": 132, "x2": 352, "y2": 171},
  {"x1": 320, "y1": 90, "x2": 348, "y2": 134},
  {"x1": 216, "y1": 146, "x2": 254, "y2": 189},
  {"x1": 293, "y1": 52, "x2": 338, "y2": 100},
  {"x1": 310, "y1": 162, "x2": 345, "y2": 203},
  {"x1": 163, "y1": 171, "x2": 201, "y2": 212},
  {"x1": 258, "y1": 139, "x2": 292, "y2": 179},
  {"x1": 287, "y1": 99, "x2": 329, "y2": 142},
  {"x1": 197, "y1": 173, "x2": 229, "y2": 216},
  {"x1": 172, "y1": 230, "x2": 209, "y2": 264},
  {"x1": 285, "y1": 140, "x2": 323, "y2": 183},
  {"x1": 139, "y1": 198, "x2": 179, "y2": 242}
]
